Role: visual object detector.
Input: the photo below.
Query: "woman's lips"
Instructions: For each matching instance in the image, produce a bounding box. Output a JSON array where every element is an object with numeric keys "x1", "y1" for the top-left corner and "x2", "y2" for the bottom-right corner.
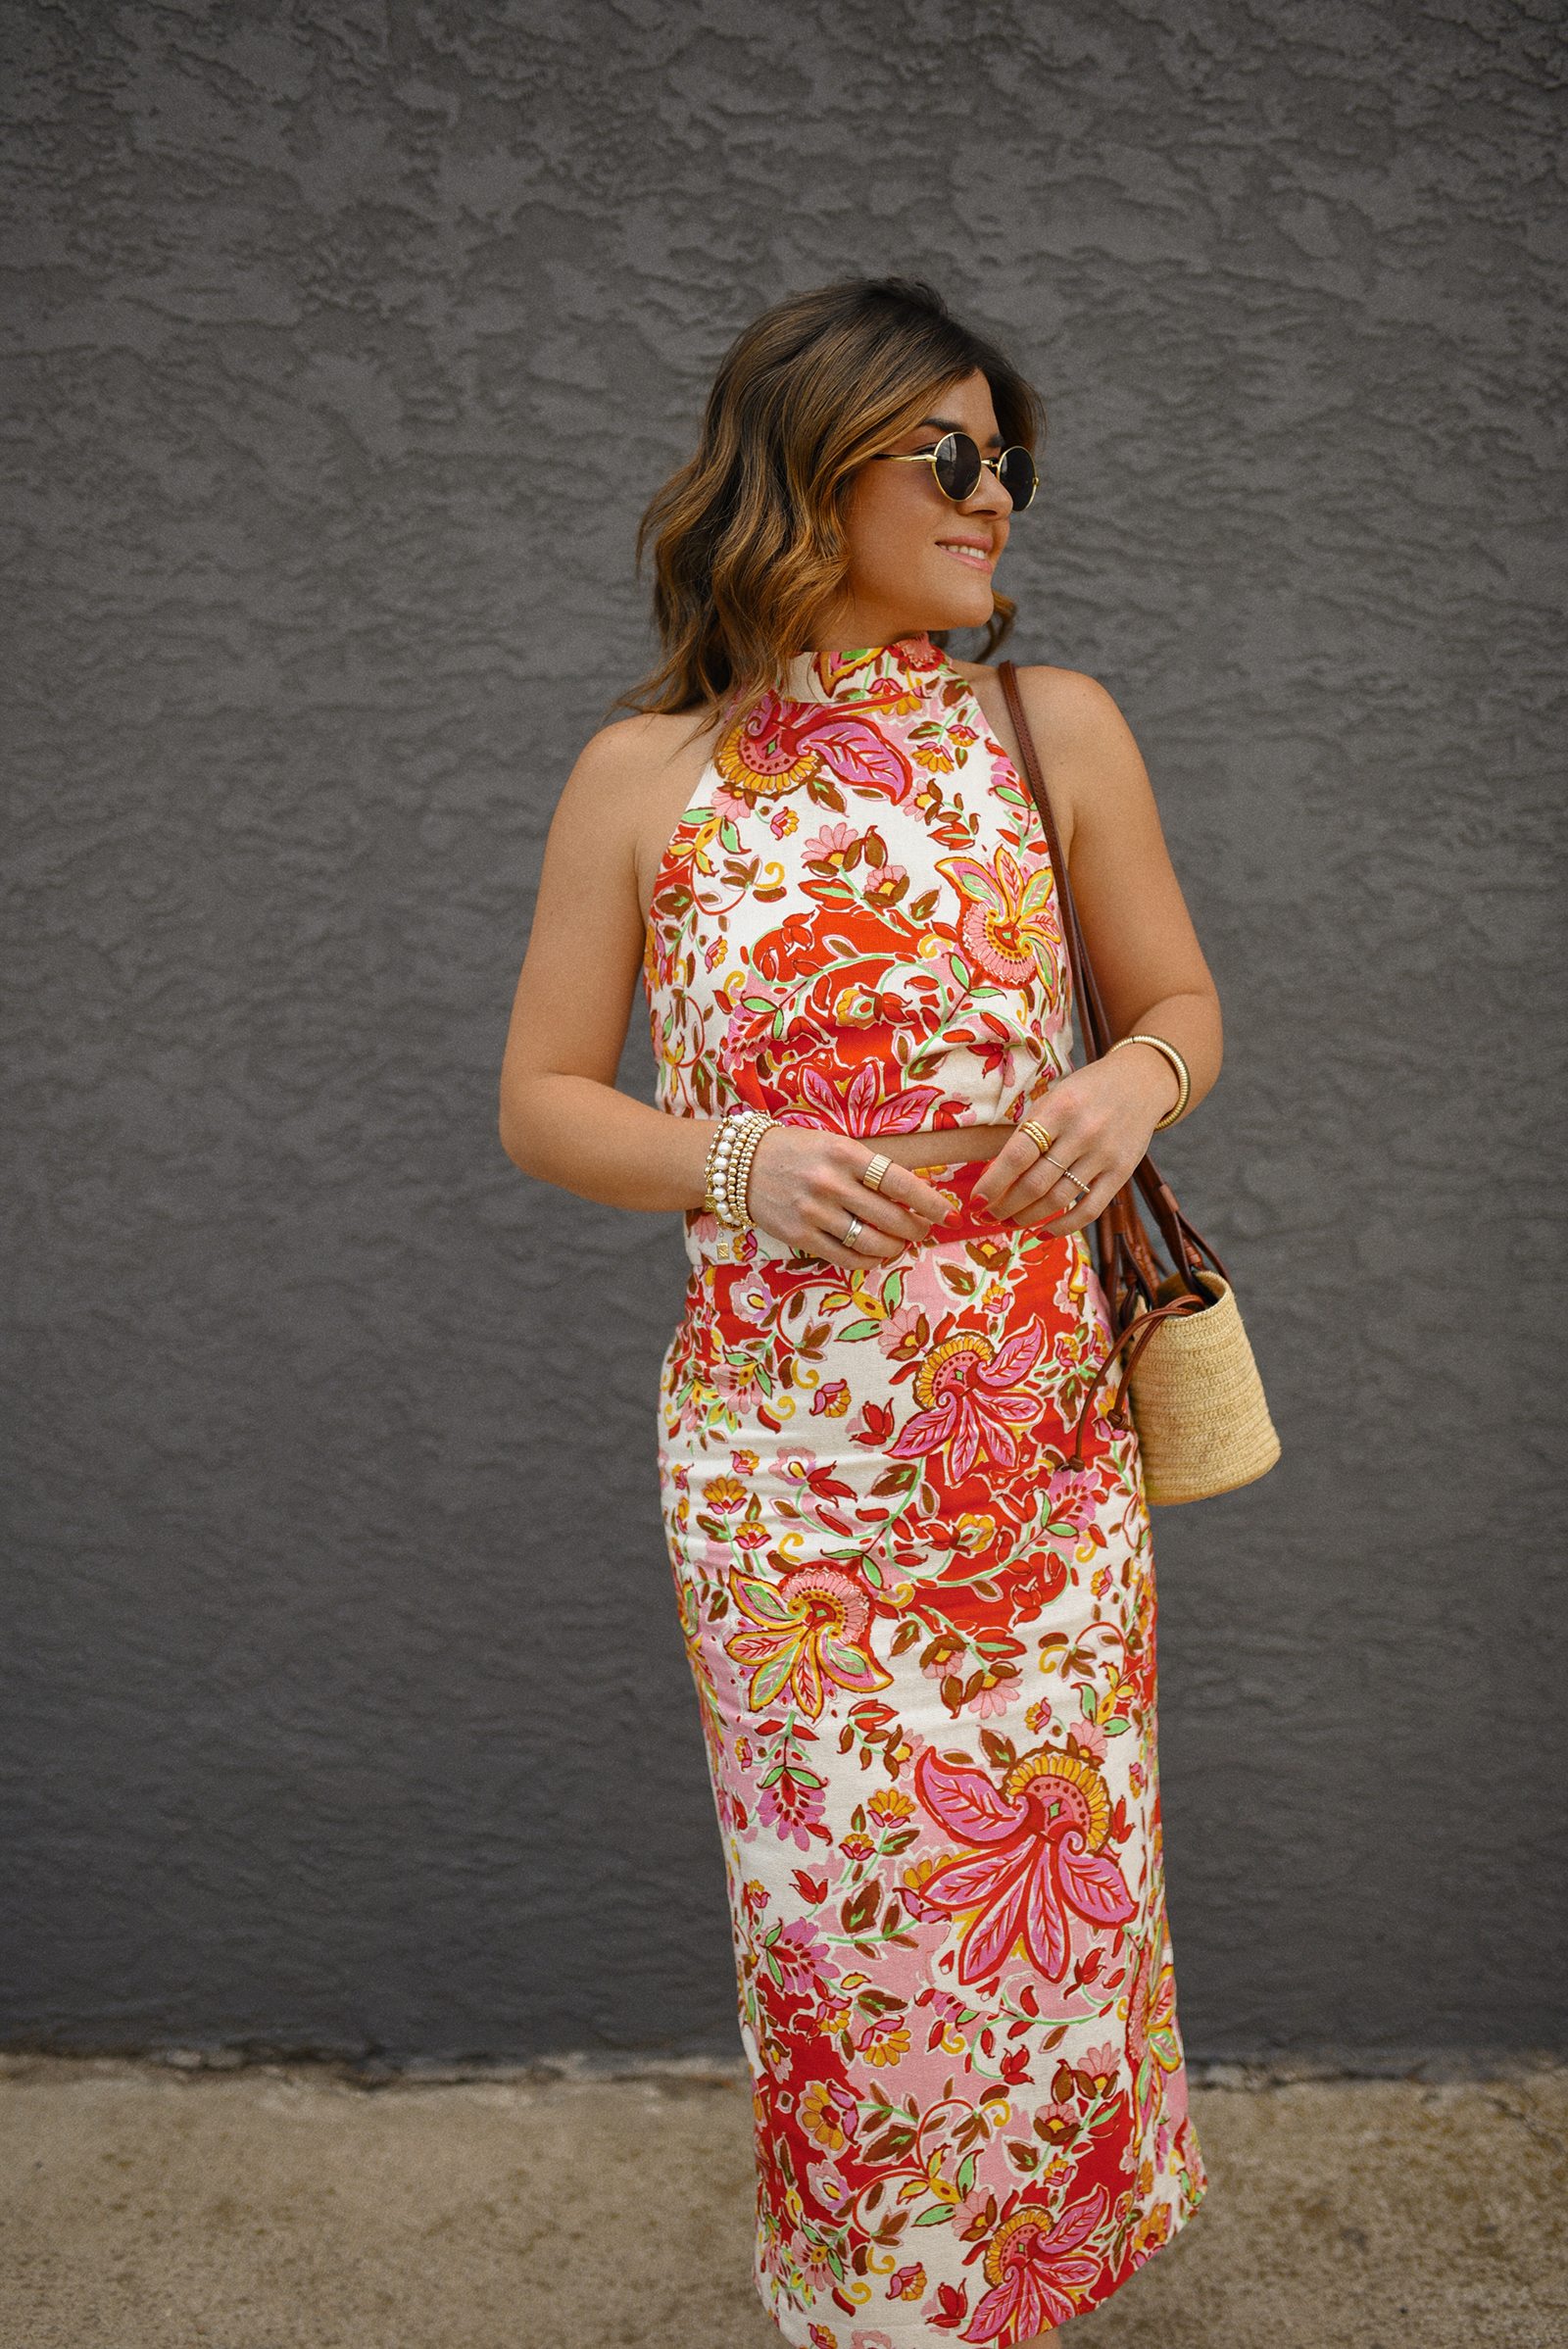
[{"x1": 940, "y1": 542, "x2": 995, "y2": 572}]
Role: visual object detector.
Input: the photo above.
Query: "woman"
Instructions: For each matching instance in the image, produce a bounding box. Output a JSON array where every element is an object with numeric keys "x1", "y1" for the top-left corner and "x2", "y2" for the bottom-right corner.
[{"x1": 501, "y1": 278, "x2": 1220, "y2": 2346}]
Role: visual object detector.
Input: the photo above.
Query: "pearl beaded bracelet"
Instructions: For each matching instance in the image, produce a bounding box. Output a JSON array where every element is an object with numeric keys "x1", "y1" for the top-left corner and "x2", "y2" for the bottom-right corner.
[{"x1": 704, "y1": 1111, "x2": 776, "y2": 1228}]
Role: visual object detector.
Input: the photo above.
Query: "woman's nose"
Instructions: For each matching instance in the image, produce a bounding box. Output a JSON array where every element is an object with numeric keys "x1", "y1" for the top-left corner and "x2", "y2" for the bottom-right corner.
[{"x1": 964, "y1": 467, "x2": 1011, "y2": 516}]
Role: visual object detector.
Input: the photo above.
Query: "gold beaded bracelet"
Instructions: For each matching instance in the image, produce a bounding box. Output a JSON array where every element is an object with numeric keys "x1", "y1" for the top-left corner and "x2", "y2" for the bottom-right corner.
[
  {"x1": 704, "y1": 1111, "x2": 776, "y2": 1228},
  {"x1": 726, "y1": 1113, "x2": 775, "y2": 1227},
  {"x1": 1109, "y1": 1033, "x2": 1192, "y2": 1129}
]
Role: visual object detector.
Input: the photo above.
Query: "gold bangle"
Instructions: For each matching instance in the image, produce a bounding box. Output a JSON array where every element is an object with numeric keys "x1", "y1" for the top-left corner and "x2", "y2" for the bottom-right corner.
[{"x1": 1110, "y1": 1034, "x2": 1191, "y2": 1128}]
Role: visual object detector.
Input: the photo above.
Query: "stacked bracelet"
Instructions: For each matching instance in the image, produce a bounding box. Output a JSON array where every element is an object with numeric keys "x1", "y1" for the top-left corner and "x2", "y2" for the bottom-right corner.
[
  {"x1": 726, "y1": 1113, "x2": 773, "y2": 1226},
  {"x1": 1109, "y1": 1033, "x2": 1192, "y2": 1129},
  {"x1": 704, "y1": 1117, "x2": 738, "y2": 1219},
  {"x1": 704, "y1": 1111, "x2": 776, "y2": 1228}
]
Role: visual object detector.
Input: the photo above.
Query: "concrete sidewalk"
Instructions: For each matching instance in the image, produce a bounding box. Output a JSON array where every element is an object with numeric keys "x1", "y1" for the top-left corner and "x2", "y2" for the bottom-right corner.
[{"x1": 0, "y1": 2054, "x2": 1562, "y2": 2347}]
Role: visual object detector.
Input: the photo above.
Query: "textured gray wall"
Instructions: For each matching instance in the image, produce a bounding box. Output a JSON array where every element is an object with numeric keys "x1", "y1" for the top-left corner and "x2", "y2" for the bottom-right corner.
[{"x1": 3, "y1": 0, "x2": 1564, "y2": 2067}]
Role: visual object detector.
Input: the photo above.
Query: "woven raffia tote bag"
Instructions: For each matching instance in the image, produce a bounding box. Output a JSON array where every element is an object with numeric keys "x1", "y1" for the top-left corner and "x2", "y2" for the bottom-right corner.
[{"x1": 999, "y1": 662, "x2": 1280, "y2": 1506}]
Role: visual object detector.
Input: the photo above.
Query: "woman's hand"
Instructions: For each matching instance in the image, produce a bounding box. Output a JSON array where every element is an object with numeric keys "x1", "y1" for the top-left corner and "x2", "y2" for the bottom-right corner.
[
  {"x1": 973, "y1": 1045, "x2": 1180, "y2": 1237},
  {"x1": 746, "y1": 1127, "x2": 956, "y2": 1269}
]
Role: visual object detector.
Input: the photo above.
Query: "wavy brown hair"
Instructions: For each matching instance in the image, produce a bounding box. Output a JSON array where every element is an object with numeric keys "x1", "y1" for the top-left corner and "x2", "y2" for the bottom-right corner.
[{"x1": 624, "y1": 277, "x2": 1045, "y2": 716}]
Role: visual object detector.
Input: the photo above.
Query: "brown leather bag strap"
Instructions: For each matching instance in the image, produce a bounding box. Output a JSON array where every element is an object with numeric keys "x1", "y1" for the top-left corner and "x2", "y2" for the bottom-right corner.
[
  {"x1": 996, "y1": 661, "x2": 1111, "y2": 1060},
  {"x1": 995, "y1": 658, "x2": 1225, "y2": 1306},
  {"x1": 1062, "y1": 1291, "x2": 1209, "y2": 1465}
]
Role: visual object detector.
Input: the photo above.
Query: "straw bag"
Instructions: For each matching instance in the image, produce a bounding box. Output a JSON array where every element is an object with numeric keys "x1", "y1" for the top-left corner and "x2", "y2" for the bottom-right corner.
[{"x1": 998, "y1": 662, "x2": 1280, "y2": 1506}]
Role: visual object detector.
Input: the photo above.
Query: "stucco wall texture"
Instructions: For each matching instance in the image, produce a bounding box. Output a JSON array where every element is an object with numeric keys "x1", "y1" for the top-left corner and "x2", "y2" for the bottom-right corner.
[{"x1": 3, "y1": 0, "x2": 1564, "y2": 2069}]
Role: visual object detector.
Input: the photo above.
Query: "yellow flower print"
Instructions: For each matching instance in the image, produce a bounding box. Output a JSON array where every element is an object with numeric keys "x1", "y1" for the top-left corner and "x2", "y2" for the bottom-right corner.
[
  {"x1": 704, "y1": 1474, "x2": 747, "y2": 1512},
  {"x1": 954, "y1": 1512, "x2": 997, "y2": 1555},
  {"x1": 858, "y1": 2020, "x2": 910, "y2": 2068},
  {"x1": 800, "y1": 2079, "x2": 856, "y2": 2150},
  {"x1": 903, "y1": 1855, "x2": 940, "y2": 1903},
  {"x1": 867, "y1": 1789, "x2": 915, "y2": 1829}
]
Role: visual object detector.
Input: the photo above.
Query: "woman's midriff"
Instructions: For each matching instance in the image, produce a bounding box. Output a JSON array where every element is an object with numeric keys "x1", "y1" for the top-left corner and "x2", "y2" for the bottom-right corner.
[{"x1": 818, "y1": 1123, "x2": 1018, "y2": 1169}]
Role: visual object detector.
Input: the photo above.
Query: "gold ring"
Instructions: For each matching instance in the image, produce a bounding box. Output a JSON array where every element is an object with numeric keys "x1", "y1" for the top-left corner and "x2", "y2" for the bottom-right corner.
[
  {"x1": 1019, "y1": 1119, "x2": 1054, "y2": 1157},
  {"x1": 861, "y1": 1153, "x2": 892, "y2": 1194}
]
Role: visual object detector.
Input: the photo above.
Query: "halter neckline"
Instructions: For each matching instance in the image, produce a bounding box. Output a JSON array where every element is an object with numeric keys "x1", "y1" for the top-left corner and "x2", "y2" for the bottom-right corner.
[{"x1": 780, "y1": 634, "x2": 952, "y2": 706}]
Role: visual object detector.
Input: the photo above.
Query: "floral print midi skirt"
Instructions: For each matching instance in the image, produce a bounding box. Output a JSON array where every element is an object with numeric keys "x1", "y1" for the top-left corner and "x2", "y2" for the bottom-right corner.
[{"x1": 659, "y1": 1167, "x2": 1204, "y2": 2345}]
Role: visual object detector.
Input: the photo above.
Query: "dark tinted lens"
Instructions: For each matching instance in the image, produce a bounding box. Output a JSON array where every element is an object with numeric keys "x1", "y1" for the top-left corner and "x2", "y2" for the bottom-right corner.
[
  {"x1": 998, "y1": 448, "x2": 1038, "y2": 510},
  {"x1": 933, "y1": 432, "x2": 983, "y2": 501}
]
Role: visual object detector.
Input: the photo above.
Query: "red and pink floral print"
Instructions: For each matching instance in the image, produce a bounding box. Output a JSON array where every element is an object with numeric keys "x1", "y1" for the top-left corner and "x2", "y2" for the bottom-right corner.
[{"x1": 647, "y1": 639, "x2": 1204, "y2": 2344}]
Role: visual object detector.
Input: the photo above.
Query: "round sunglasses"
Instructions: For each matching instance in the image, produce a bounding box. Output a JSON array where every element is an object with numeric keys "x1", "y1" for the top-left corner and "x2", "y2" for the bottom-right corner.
[{"x1": 873, "y1": 430, "x2": 1038, "y2": 511}]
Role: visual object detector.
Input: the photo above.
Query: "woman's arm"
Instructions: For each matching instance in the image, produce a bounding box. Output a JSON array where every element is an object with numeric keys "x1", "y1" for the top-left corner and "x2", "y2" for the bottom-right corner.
[
  {"x1": 973, "y1": 664, "x2": 1222, "y2": 1234},
  {"x1": 499, "y1": 716, "x2": 712, "y2": 1210},
  {"x1": 499, "y1": 718, "x2": 954, "y2": 1260}
]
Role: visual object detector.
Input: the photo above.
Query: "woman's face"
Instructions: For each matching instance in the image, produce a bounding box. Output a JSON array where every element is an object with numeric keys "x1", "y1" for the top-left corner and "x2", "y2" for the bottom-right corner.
[{"x1": 824, "y1": 368, "x2": 1016, "y2": 651}]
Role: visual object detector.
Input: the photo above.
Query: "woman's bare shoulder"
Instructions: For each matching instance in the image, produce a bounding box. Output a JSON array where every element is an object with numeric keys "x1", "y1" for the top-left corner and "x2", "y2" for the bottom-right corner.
[
  {"x1": 953, "y1": 657, "x2": 1130, "y2": 749},
  {"x1": 551, "y1": 705, "x2": 726, "y2": 916},
  {"x1": 560, "y1": 708, "x2": 714, "y2": 795}
]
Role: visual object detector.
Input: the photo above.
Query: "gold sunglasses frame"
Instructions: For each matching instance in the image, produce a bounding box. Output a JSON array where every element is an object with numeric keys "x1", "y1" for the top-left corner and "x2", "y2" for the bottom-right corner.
[{"x1": 872, "y1": 431, "x2": 1038, "y2": 511}]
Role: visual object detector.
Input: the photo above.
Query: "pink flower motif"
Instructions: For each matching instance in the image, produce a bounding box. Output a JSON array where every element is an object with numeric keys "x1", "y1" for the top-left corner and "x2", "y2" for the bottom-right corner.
[
  {"x1": 808, "y1": 2327, "x2": 838, "y2": 2349},
  {"x1": 1044, "y1": 1464, "x2": 1102, "y2": 1528},
  {"x1": 796, "y1": 2237, "x2": 835, "y2": 2289},
  {"x1": 779, "y1": 1059, "x2": 948, "y2": 1137},
  {"x1": 878, "y1": 1300, "x2": 927, "y2": 1357},
  {"x1": 801, "y1": 822, "x2": 861, "y2": 863},
  {"x1": 889, "y1": 1321, "x2": 1049, "y2": 1484},
  {"x1": 913, "y1": 1747, "x2": 1136, "y2": 1985},
  {"x1": 710, "y1": 785, "x2": 753, "y2": 823},
  {"x1": 854, "y1": 2333, "x2": 898, "y2": 2349},
  {"x1": 777, "y1": 1449, "x2": 819, "y2": 1483},
  {"x1": 757, "y1": 1769, "x2": 828, "y2": 1850},
  {"x1": 770, "y1": 806, "x2": 798, "y2": 839},
  {"x1": 808, "y1": 2159, "x2": 856, "y2": 2219},
  {"x1": 1066, "y1": 1718, "x2": 1107, "y2": 1763},
  {"x1": 769, "y1": 1916, "x2": 837, "y2": 1987},
  {"x1": 811, "y1": 1380, "x2": 852, "y2": 1417},
  {"x1": 966, "y1": 1681, "x2": 1012, "y2": 1720},
  {"x1": 1082, "y1": 2041, "x2": 1119, "y2": 2084},
  {"x1": 961, "y1": 2188, "x2": 1107, "y2": 2340}
]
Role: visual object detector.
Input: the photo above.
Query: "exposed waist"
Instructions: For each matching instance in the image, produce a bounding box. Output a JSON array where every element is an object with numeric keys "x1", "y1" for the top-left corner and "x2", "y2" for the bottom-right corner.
[
  {"x1": 701, "y1": 1118, "x2": 1020, "y2": 1173},
  {"x1": 857, "y1": 1125, "x2": 1015, "y2": 1169}
]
